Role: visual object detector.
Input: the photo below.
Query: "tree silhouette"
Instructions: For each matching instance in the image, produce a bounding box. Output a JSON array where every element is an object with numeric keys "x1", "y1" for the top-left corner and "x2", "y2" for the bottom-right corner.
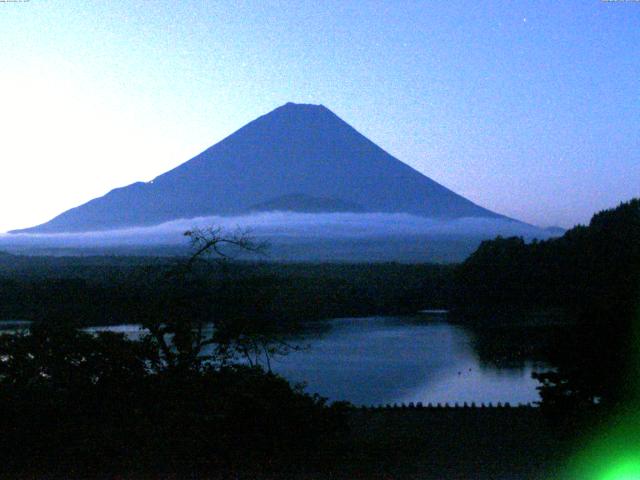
[{"x1": 139, "y1": 226, "x2": 297, "y2": 372}]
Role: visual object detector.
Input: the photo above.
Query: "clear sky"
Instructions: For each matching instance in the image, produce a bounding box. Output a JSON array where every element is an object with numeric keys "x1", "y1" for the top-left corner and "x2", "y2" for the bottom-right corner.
[{"x1": 1, "y1": 0, "x2": 638, "y2": 232}]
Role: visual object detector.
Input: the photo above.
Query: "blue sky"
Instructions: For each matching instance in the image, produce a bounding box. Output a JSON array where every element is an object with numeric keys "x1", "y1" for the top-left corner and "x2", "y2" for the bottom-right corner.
[{"x1": 1, "y1": 0, "x2": 638, "y2": 232}]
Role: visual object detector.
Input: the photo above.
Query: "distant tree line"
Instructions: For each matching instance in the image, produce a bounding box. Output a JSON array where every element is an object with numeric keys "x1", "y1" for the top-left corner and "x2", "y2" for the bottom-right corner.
[{"x1": 0, "y1": 258, "x2": 454, "y2": 328}]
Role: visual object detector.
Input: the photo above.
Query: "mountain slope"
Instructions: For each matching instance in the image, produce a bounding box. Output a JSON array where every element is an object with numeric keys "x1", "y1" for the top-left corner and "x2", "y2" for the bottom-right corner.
[
  {"x1": 13, "y1": 103, "x2": 504, "y2": 234},
  {"x1": 247, "y1": 194, "x2": 365, "y2": 213}
]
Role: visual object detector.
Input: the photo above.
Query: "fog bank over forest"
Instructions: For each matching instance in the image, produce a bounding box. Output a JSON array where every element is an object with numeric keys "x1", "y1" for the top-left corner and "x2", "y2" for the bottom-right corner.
[{"x1": 0, "y1": 212, "x2": 560, "y2": 262}]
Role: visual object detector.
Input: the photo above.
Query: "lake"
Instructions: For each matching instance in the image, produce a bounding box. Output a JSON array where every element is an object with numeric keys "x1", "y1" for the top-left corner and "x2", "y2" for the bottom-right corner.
[
  {"x1": 2, "y1": 315, "x2": 550, "y2": 406},
  {"x1": 263, "y1": 315, "x2": 548, "y2": 406}
]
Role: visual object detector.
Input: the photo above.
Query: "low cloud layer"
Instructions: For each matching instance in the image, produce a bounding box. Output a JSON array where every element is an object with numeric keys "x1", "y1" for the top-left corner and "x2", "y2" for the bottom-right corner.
[{"x1": 0, "y1": 212, "x2": 557, "y2": 251}]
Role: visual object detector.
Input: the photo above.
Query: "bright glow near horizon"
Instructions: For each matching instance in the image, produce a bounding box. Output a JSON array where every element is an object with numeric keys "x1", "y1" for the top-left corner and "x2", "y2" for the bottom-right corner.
[{"x1": 1, "y1": 1, "x2": 639, "y2": 233}]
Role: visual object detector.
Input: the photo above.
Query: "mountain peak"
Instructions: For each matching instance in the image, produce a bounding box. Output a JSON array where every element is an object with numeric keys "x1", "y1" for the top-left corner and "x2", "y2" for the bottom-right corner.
[
  {"x1": 281, "y1": 101, "x2": 326, "y2": 109},
  {"x1": 268, "y1": 102, "x2": 333, "y2": 119}
]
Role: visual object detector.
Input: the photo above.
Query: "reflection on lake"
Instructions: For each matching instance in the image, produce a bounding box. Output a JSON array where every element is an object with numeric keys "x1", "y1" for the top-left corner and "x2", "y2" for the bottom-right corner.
[
  {"x1": 268, "y1": 316, "x2": 548, "y2": 406},
  {"x1": 0, "y1": 320, "x2": 32, "y2": 332},
  {"x1": 1, "y1": 315, "x2": 551, "y2": 406}
]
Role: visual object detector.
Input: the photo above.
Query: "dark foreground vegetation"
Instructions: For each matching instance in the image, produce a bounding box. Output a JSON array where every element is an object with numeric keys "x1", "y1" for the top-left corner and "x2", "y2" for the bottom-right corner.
[
  {"x1": 344, "y1": 406, "x2": 569, "y2": 479},
  {"x1": 0, "y1": 321, "x2": 351, "y2": 478}
]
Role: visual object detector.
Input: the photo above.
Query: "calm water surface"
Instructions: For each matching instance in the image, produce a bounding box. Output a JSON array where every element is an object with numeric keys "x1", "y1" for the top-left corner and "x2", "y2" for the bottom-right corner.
[
  {"x1": 2, "y1": 315, "x2": 549, "y2": 406},
  {"x1": 267, "y1": 316, "x2": 547, "y2": 406}
]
